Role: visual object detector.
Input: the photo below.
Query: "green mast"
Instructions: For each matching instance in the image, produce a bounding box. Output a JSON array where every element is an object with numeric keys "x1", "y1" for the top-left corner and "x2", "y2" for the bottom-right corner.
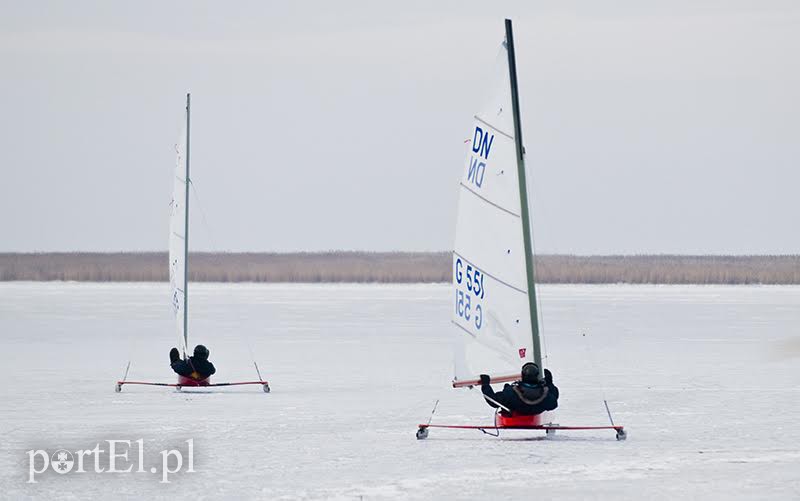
[
  {"x1": 183, "y1": 93, "x2": 190, "y2": 357},
  {"x1": 505, "y1": 19, "x2": 543, "y2": 376}
]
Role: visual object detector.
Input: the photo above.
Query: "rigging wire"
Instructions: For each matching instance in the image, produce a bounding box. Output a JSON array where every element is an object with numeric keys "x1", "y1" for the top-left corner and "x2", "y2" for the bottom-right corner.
[
  {"x1": 525, "y1": 164, "x2": 549, "y2": 368},
  {"x1": 579, "y1": 329, "x2": 611, "y2": 408},
  {"x1": 189, "y1": 180, "x2": 219, "y2": 252},
  {"x1": 510, "y1": 27, "x2": 548, "y2": 369},
  {"x1": 525, "y1": 159, "x2": 611, "y2": 420},
  {"x1": 189, "y1": 179, "x2": 265, "y2": 382}
]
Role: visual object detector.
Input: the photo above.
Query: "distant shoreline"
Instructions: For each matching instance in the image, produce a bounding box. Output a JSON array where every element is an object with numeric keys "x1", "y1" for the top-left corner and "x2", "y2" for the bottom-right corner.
[{"x1": 1, "y1": 252, "x2": 798, "y2": 284}]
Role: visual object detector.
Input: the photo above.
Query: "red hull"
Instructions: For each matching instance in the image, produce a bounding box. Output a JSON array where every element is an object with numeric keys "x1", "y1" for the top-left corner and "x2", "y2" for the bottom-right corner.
[
  {"x1": 496, "y1": 412, "x2": 542, "y2": 427},
  {"x1": 177, "y1": 375, "x2": 210, "y2": 386}
]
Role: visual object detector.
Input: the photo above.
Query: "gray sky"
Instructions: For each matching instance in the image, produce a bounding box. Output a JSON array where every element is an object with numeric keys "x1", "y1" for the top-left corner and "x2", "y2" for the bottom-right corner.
[{"x1": 1, "y1": 1, "x2": 798, "y2": 254}]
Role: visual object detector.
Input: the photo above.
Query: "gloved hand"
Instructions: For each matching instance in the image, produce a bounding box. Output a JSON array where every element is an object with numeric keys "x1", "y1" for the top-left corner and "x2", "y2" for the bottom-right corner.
[
  {"x1": 544, "y1": 368, "x2": 553, "y2": 384},
  {"x1": 169, "y1": 347, "x2": 180, "y2": 364},
  {"x1": 479, "y1": 374, "x2": 491, "y2": 385}
]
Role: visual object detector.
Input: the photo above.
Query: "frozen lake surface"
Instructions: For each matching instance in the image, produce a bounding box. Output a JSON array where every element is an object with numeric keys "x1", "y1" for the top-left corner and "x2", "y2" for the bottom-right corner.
[{"x1": 1, "y1": 283, "x2": 799, "y2": 499}]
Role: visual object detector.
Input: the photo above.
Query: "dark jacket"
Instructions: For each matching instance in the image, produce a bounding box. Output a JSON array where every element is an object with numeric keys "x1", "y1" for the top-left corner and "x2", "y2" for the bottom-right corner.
[
  {"x1": 481, "y1": 378, "x2": 559, "y2": 415},
  {"x1": 171, "y1": 356, "x2": 216, "y2": 380}
]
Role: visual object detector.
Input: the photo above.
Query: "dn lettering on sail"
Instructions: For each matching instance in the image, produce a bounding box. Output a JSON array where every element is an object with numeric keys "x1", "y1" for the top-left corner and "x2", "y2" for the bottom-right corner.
[{"x1": 466, "y1": 126, "x2": 494, "y2": 188}]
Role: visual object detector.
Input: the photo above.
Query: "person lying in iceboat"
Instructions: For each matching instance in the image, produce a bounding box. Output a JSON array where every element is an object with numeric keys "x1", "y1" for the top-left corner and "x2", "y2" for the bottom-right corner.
[
  {"x1": 480, "y1": 362, "x2": 558, "y2": 415},
  {"x1": 169, "y1": 344, "x2": 216, "y2": 380}
]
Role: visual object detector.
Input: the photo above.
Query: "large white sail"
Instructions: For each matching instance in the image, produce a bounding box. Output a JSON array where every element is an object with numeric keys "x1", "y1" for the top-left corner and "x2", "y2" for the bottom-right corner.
[
  {"x1": 452, "y1": 41, "x2": 537, "y2": 385},
  {"x1": 169, "y1": 112, "x2": 188, "y2": 358}
]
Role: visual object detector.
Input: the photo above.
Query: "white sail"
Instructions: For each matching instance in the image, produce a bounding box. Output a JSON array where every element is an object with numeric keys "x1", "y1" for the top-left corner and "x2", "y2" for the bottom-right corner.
[
  {"x1": 452, "y1": 42, "x2": 536, "y2": 385},
  {"x1": 169, "y1": 114, "x2": 188, "y2": 358}
]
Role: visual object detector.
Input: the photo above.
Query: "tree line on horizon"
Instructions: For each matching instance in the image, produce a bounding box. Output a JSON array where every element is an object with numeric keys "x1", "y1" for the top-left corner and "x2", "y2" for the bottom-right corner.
[{"x1": 1, "y1": 252, "x2": 798, "y2": 284}]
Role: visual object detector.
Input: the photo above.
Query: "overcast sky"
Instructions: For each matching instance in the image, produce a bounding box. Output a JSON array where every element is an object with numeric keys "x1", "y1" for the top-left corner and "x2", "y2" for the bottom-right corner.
[{"x1": 1, "y1": 1, "x2": 797, "y2": 254}]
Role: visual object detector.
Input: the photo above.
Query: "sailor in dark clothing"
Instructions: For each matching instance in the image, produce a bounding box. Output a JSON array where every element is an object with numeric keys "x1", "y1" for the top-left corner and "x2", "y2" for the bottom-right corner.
[
  {"x1": 169, "y1": 344, "x2": 216, "y2": 380},
  {"x1": 480, "y1": 362, "x2": 559, "y2": 415}
]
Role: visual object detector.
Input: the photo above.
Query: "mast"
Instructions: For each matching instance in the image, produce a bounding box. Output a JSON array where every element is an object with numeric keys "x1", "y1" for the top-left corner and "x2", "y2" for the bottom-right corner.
[
  {"x1": 183, "y1": 93, "x2": 190, "y2": 356},
  {"x1": 505, "y1": 19, "x2": 543, "y2": 376}
]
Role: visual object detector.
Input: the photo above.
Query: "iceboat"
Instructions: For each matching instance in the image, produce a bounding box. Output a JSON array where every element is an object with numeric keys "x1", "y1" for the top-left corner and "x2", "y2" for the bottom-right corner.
[
  {"x1": 417, "y1": 20, "x2": 624, "y2": 440},
  {"x1": 116, "y1": 94, "x2": 270, "y2": 393}
]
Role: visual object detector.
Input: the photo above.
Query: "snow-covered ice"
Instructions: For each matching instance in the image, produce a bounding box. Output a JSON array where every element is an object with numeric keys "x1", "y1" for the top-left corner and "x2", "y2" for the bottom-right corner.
[{"x1": 1, "y1": 283, "x2": 799, "y2": 499}]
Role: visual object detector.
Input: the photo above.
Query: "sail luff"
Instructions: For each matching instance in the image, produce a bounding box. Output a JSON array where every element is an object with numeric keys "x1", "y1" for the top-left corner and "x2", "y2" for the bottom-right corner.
[
  {"x1": 505, "y1": 19, "x2": 543, "y2": 375},
  {"x1": 183, "y1": 93, "x2": 190, "y2": 356}
]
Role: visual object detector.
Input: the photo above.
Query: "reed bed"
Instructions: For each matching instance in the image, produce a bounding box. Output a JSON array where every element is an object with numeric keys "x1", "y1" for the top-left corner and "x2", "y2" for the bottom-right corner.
[{"x1": 1, "y1": 252, "x2": 797, "y2": 284}]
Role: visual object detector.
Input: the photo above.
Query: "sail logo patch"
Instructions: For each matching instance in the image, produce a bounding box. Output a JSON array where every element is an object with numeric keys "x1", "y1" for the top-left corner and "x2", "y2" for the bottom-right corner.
[{"x1": 518, "y1": 348, "x2": 526, "y2": 358}]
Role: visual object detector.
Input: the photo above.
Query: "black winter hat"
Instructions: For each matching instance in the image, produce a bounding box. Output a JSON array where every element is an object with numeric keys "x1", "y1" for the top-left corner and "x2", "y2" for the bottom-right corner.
[
  {"x1": 193, "y1": 344, "x2": 210, "y2": 360},
  {"x1": 521, "y1": 362, "x2": 540, "y2": 383}
]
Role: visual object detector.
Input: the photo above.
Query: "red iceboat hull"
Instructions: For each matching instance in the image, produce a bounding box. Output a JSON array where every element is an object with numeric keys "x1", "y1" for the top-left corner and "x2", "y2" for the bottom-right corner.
[
  {"x1": 177, "y1": 375, "x2": 210, "y2": 386},
  {"x1": 496, "y1": 413, "x2": 542, "y2": 427}
]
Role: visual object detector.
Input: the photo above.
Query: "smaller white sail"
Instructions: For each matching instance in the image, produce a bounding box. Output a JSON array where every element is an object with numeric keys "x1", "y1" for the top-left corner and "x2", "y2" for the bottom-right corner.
[{"x1": 169, "y1": 117, "x2": 188, "y2": 358}]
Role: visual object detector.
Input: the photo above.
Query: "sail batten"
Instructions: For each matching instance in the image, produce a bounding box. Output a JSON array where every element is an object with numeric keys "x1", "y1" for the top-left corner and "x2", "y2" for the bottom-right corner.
[
  {"x1": 452, "y1": 320, "x2": 477, "y2": 339},
  {"x1": 473, "y1": 116, "x2": 514, "y2": 140},
  {"x1": 459, "y1": 183, "x2": 521, "y2": 218}
]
